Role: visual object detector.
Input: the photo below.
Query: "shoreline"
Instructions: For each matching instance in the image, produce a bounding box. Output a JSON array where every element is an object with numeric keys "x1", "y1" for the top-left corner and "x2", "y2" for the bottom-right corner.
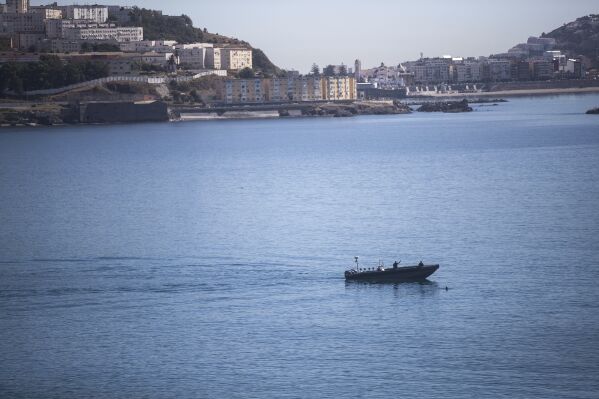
[
  {"x1": 2, "y1": 88, "x2": 598, "y2": 127},
  {"x1": 408, "y1": 86, "x2": 599, "y2": 99}
]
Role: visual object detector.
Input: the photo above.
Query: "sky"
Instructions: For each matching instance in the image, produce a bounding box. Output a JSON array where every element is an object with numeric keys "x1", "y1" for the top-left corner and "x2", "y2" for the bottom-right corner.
[{"x1": 35, "y1": 0, "x2": 598, "y2": 72}]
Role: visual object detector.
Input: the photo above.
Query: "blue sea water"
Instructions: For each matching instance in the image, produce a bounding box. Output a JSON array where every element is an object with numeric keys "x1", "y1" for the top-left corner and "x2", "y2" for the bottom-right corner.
[{"x1": 1, "y1": 94, "x2": 599, "y2": 398}]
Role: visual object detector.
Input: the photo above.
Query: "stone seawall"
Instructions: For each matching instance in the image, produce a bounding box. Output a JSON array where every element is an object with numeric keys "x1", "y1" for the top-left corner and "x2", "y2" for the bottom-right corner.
[{"x1": 81, "y1": 101, "x2": 169, "y2": 124}]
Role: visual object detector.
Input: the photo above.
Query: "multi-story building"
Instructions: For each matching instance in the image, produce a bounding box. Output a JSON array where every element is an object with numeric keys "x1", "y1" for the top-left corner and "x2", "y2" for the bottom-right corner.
[
  {"x1": 14, "y1": 32, "x2": 44, "y2": 49},
  {"x1": 0, "y1": 12, "x2": 44, "y2": 34},
  {"x1": 64, "y1": 26, "x2": 143, "y2": 43},
  {"x1": 7, "y1": 0, "x2": 28, "y2": 14},
  {"x1": 205, "y1": 47, "x2": 221, "y2": 69},
  {"x1": 219, "y1": 76, "x2": 355, "y2": 104},
  {"x1": 174, "y1": 43, "x2": 213, "y2": 69},
  {"x1": 354, "y1": 59, "x2": 362, "y2": 80},
  {"x1": 530, "y1": 59, "x2": 554, "y2": 80},
  {"x1": 29, "y1": 6, "x2": 62, "y2": 19},
  {"x1": 120, "y1": 40, "x2": 176, "y2": 53},
  {"x1": 507, "y1": 36, "x2": 557, "y2": 59},
  {"x1": 361, "y1": 63, "x2": 413, "y2": 88},
  {"x1": 140, "y1": 51, "x2": 174, "y2": 66},
  {"x1": 269, "y1": 76, "x2": 322, "y2": 102},
  {"x1": 511, "y1": 60, "x2": 531, "y2": 81},
  {"x1": 322, "y1": 76, "x2": 356, "y2": 100},
  {"x1": 406, "y1": 58, "x2": 453, "y2": 84},
  {"x1": 485, "y1": 59, "x2": 511, "y2": 81},
  {"x1": 221, "y1": 78, "x2": 266, "y2": 103},
  {"x1": 47, "y1": 38, "x2": 85, "y2": 52},
  {"x1": 61, "y1": 5, "x2": 108, "y2": 23},
  {"x1": 565, "y1": 59, "x2": 584, "y2": 78},
  {"x1": 454, "y1": 59, "x2": 483, "y2": 82},
  {"x1": 177, "y1": 47, "x2": 207, "y2": 69},
  {"x1": 206, "y1": 47, "x2": 252, "y2": 70},
  {"x1": 45, "y1": 19, "x2": 99, "y2": 39},
  {"x1": 220, "y1": 47, "x2": 252, "y2": 70}
]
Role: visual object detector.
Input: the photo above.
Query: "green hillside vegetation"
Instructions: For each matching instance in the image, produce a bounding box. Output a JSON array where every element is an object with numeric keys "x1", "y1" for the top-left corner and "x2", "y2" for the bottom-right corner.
[
  {"x1": 124, "y1": 8, "x2": 282, "y2": 76},
  {"x1": 0, "y1": 55, "x2": 109, "y2": 95},
  {"x1": 542, "y1": 14, "x2": 599, "y2": 68}
]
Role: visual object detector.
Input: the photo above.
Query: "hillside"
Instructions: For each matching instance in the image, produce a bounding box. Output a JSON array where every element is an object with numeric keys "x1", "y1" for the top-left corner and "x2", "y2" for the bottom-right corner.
[
  {"x1": 124, "y1": 8, "x2": 283, "y2": 76},
  {"x1": 541, "y1": 14, "x2": 599, "y2": 68}
]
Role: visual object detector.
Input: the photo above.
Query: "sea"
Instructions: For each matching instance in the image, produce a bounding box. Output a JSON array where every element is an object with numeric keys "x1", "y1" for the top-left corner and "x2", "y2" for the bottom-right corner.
[{"x1": 1, "y1": 94, "x2": 599, "y2": 398}]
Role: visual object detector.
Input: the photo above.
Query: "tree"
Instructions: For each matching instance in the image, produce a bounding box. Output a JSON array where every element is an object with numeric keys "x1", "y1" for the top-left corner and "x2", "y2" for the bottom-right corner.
[
  {"x1": 310, "y1": 63, "x2": 320, "y2": 75},
  {"x1": 323, "y1": 65, "x2": 336, "y2": 76},
  {"x1": 237, "y1": 67, "x2": 255, "y2": 79}
]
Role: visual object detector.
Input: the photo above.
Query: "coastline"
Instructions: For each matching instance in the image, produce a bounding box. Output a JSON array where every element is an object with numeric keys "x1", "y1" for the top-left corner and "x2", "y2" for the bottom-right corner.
[
  {"x1": 2, "y1": 87, "x2": 599, "y2": 127},
  {"x1": 412, "y1": 86, "x2": 599, "y2": 99}
]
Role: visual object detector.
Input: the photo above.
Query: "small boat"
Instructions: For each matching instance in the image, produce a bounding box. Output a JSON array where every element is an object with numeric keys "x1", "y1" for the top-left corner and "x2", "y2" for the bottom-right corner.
[{"x1": 344, "y1": 257, "x2": 439, "y2": 282}]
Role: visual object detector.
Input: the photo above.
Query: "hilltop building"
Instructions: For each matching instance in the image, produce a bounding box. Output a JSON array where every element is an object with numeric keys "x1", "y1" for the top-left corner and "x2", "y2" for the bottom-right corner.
[
  {"x1": 60, "y1": 5, "x2": 108, "y2": 23},
  {"x1": 63, "y1": 25, "x2": 142, "y2": 42}
]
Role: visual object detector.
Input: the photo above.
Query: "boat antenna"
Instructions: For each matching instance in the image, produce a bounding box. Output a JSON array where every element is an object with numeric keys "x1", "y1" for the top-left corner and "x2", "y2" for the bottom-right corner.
[{"x1": 354, "y1": 256, "x2": 359, "y2": 271}]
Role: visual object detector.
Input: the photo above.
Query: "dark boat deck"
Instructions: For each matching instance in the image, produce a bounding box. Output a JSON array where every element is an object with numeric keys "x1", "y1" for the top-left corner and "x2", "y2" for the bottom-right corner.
[{"x1": 345, "y1": 264, "x2": 439, "y2": 282}]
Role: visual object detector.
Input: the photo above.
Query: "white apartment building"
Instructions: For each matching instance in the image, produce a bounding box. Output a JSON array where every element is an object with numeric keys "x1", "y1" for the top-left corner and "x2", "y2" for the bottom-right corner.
[
  {"x1": 454, "y1": 60, "x2": 483, "y2": 82},
  {"x1": 175, "y1": 42, "x2": 213, "y2": 50},
  {"x1": 120, "y1": 40, "x2": 176, "y2": 53},
  {"x1": 45, "y1": 19, "x2": 100, "y2": 39},
  {"x1": 62, "y1": 5, "x2": 108, "y2": 23},
  {"x1": 64, "y1": 26, "x2": 143, "y2": 43},
  {"x1": 207, "y1": 47, "x2": 252, "y2": 70},
  {"x1": 174, "y1": 43, "x2": 214, "y2": 69}
]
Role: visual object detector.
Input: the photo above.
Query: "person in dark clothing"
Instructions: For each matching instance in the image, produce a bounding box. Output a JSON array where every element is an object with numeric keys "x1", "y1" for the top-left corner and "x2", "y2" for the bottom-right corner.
[
  {"x1": 393, "y1": 261, "x2": 398, "y2": 269},
  {"x1": 418, "y1": 261, "x2": 424, "y2": 267}
]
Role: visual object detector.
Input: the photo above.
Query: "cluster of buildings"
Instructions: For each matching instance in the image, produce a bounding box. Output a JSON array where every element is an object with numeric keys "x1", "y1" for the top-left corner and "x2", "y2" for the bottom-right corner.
[
  {"x1": 0, "y1": 0, "x2": 253, "y2": 75},
  {"x1": 218, "y1": 76, "x2": 357, "y2": 104},
  {"x1": 354, "y1": 36, "x2": 586, "y2": 93},
  {"x1": 2, "y1": 1, "x2": 589, "y2": 104},
  {"x1": 0, "y1": 1, "x2": 357, "y2": 104},
  {"x1": 0, "y1": 0, "x2": 143, "y2": 51}
]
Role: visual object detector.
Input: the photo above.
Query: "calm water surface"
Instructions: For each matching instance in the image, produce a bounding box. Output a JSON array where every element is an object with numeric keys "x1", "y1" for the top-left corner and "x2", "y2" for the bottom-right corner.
[{"x1": 1, "y1": 95, "x2": 599, "y2": 398}]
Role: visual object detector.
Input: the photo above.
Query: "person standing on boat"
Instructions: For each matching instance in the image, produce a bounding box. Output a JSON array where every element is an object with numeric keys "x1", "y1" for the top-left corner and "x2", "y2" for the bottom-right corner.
[{"x1": 393, "y1": 261, "x2": 399, "y2": 269}]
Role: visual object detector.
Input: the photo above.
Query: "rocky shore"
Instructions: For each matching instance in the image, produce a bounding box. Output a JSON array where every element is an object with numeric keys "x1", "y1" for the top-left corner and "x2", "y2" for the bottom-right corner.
[
  {"x1": 2, "y1": 98, "x2": 486, "y2": 127},
  {"x1": 282, "y1": 101, "x2": 412, "y2": 118},
  {"x1": 416, "y1": 99, "x2": 473, "y2": 113},
  {"x1": 586, "y1": 107, "x2": 599, "y2": 114},
  {"x1": 0, "y1": 105, "x2": 68, "y2": 127}
]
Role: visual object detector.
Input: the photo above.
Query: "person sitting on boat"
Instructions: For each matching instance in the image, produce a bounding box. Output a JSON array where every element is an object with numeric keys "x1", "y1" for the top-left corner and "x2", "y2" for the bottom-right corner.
[{"x1": 418, "y1": 261, "x2": 424, "y2": 267}]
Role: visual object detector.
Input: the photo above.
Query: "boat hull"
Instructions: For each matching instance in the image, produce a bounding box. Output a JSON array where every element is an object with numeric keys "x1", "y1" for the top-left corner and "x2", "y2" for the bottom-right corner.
[{"x1": 345, "y1": 264, "x2": 439, "y2": 283}]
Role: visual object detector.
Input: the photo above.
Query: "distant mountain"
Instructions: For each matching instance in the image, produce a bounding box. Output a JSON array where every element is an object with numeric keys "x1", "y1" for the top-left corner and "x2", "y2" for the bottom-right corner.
[
  {"x1": 124, "y1": 8, "x2": 283, "y2": 76},
  {"x1": 541, "y1": 14, "x2": 599, "y2": 68}
]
